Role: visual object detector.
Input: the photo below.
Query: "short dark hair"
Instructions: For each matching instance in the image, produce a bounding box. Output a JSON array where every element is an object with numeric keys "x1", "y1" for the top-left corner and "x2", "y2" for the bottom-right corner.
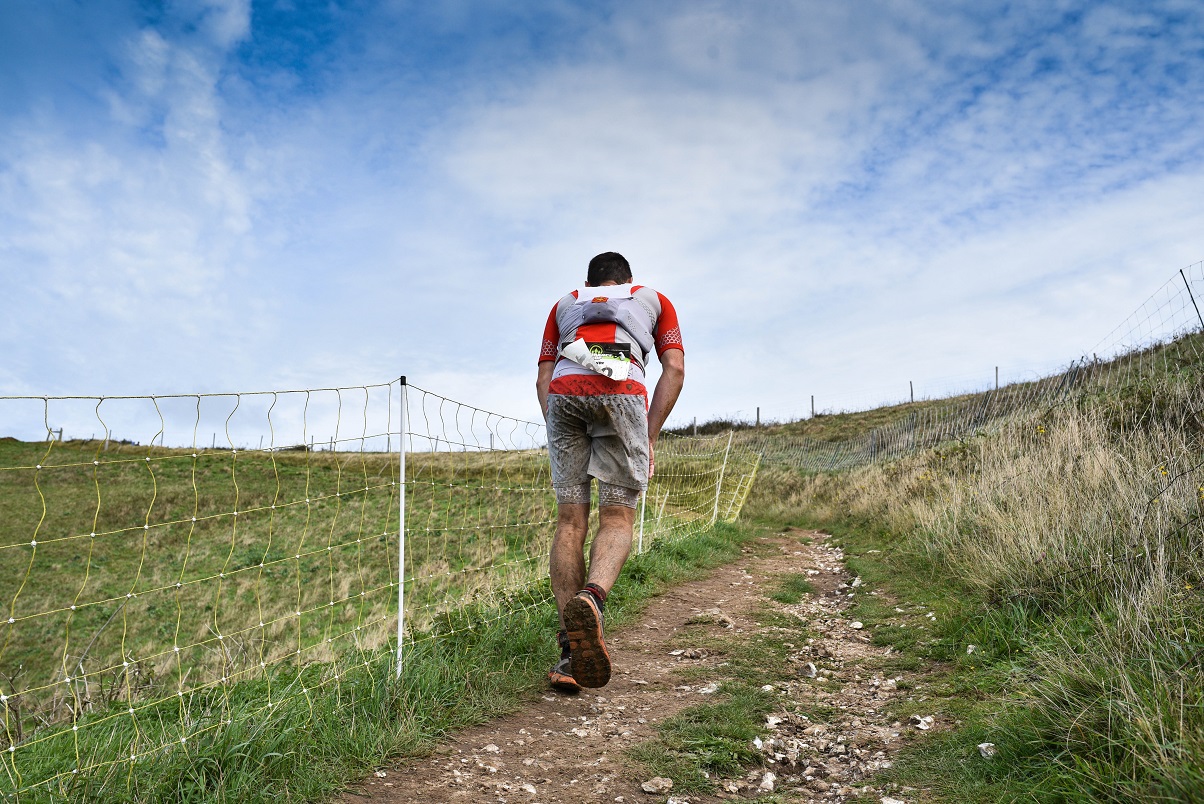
[{"x1": 587, "y1": 252, "x2": 632, "y2": 285}]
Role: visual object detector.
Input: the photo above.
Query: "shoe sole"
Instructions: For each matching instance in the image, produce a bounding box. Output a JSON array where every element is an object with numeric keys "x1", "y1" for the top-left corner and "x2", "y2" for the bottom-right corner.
[
  {"x1": 548, "y1": 670, "x2": 581, "y2": 694},
  {"x1": 563, "y1": 594, "x2": 611, "y2": 688}
]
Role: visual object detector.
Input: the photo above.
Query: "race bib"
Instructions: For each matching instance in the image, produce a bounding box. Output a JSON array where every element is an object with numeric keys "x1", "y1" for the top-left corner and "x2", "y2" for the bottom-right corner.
[{"x1": 560, "y1": 338, "x2": 631, "y2": 381}]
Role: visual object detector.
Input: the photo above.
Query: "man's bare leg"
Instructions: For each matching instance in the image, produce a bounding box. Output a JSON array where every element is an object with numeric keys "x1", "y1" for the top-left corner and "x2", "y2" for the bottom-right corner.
[
  {"x1": 549, "y1": 503, "x2": 590, "y2": 627},
  {"x1": 550, "y1": 503, "x2": 636, "y2": 620},
  {"x1": 557, "y1": 503, "x2": 636, "y2": 688},
  {"x1": 585, "y1": 504, "x2": 636, "y2": 594}
]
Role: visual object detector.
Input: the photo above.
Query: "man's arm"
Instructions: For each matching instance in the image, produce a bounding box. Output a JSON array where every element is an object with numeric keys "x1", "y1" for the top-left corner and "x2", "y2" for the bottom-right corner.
[
  {"x1": 647, "y1": 349, "x2": 685, "y2": 445},
  {"x1": 536, "y1": 361, "x2": 554, "y2": 416}
]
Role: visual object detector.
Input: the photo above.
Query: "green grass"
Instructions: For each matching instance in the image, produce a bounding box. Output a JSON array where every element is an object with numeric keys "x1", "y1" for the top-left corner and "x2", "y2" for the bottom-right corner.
[
  {"x1": 0, "y1": 429, "x2": 758, "y2": 801},
  {"x1": 0, "y1": 434, "x2": 749, "y2": 732},
  {"x1": 628, "y1": 683, "x2": 771, "y2": 792},
  {"x1": 784, "y1": 493, "x2": 1204, "y2": 803},
  {"x1": 2, "y1": 522, "x2": 759, "y2": 802},
  {"x1": 0, "y1": 439, "x2": 564, "y2": 757},
  {"x1": 768, "y1": 573, "x2": 813, "y2": 604}
]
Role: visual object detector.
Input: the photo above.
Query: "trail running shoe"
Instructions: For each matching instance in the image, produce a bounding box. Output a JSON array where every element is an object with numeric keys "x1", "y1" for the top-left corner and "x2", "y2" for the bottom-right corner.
[
  {"x1": 563, "y1": 591, "x2": 611, "y2": 688},
  {"x1": 547, "y1": 655, "x2": 581, "y2": 693}
]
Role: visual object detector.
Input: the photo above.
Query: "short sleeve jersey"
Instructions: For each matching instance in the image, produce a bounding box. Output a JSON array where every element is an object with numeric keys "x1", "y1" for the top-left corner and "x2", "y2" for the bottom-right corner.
[{"x1": 539, "y1": 284, "x2": 683, "y2": 399}]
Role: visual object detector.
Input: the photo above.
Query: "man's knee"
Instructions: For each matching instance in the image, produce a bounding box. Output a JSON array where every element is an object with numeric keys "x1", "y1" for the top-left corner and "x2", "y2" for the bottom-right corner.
[
  {"x1": 598, "y1": 504, "x2": 636, "y2": 530},
  {"x1": 555, "y1": 502, "x2": 590, "y2": 539}
]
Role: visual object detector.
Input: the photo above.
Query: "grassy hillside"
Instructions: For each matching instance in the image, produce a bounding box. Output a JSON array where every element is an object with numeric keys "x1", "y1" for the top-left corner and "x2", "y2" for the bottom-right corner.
[{"x1": 746, "y1": 334, "x2": 1204, "y2": 801}]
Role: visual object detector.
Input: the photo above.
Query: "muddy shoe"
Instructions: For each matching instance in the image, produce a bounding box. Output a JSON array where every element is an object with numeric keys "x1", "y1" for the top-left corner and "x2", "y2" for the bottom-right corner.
[
  {"x1": 547, "y1": 654, "x2": 581, "y2": 693},
  {"x1": 563, "y1": 591, "x2": 611, "y2": 688}
]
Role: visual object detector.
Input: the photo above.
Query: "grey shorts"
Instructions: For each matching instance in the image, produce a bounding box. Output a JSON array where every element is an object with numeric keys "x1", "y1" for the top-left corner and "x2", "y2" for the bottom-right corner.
[{"x1": 546, "y1": 394, "x2": 649, "y2": 509}]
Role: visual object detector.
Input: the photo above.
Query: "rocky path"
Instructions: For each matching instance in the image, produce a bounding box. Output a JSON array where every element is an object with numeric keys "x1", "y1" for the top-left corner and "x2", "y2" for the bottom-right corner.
[{"x1": 342, "y1": 530, "x2": 929, "y2": 803}]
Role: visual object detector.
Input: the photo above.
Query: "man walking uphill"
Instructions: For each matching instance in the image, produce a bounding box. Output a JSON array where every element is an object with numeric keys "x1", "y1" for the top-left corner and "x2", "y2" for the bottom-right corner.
[{"x1": 536, "y1": 252, "x2": 685, "y2": 691}]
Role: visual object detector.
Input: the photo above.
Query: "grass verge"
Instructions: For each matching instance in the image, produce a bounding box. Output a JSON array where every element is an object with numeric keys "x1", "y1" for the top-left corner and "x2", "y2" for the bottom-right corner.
[
  {"x1": 795, "y1": 508, "x2": 1204, "y2": 803},
  {"x1": 739, "y1": 367, "x2": 1204, "y2": 802}
]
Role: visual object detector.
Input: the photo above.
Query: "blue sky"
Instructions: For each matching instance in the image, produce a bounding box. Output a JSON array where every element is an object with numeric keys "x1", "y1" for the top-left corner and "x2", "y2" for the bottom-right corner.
[{"x1": 2, "y1": 0, "x2": 1203, "y2": 430}]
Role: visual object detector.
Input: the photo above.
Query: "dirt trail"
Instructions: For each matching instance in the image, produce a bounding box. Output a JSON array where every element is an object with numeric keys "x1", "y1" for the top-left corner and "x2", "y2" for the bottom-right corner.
[{"x1": 343, "y1": 531, "x2": 927, "y2": 803}]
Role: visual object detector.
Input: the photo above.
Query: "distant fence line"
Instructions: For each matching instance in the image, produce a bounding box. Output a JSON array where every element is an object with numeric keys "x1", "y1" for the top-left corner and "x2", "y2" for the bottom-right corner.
[{"x1": 739, "y1": 261, "x2": 1204, "y2": 473}]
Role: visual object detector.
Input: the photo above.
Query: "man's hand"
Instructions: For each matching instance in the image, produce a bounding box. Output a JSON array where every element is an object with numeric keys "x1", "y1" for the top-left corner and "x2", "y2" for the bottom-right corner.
[{"x1": 648, "y1": 440, "x2": 655, "y2": 479}]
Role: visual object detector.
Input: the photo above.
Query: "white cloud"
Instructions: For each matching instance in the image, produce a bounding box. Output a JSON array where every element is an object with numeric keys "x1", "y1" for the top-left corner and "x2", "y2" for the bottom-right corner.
[
  {"x1": 0, "y1": 9, "x2": 267, "y2": 395},
  {"x1": 178, "y1": 0, "x2": 252, "y2": 49}
]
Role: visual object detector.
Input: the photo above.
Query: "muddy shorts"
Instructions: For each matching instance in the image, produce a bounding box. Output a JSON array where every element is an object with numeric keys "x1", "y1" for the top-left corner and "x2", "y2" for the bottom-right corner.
[{"x1": 546, "y1": 394, "x2": 649, "y2": 508}]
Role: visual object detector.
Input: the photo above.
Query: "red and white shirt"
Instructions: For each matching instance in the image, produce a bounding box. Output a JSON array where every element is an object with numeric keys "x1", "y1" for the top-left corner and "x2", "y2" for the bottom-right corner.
[{"x1": 539, "y1": 284, "x2": 683, "y2": 399}]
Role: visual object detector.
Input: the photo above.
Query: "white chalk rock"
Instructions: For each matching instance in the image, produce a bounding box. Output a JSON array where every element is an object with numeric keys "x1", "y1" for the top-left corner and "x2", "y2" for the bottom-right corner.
[{"x1": 641, "y1": 776, "x2": 673, "y2": 794}]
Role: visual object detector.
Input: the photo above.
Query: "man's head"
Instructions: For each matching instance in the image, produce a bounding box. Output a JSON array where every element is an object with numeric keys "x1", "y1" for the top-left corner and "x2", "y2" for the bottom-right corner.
[{"x1": 586, "y1": 252, "x2": 632, "y2": 287}]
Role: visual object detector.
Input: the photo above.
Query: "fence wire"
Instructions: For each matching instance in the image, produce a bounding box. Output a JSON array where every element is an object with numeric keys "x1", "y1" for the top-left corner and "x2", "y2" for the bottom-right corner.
[{"x1": 0, "y1": 380, "x2": 757, "y2": 800}]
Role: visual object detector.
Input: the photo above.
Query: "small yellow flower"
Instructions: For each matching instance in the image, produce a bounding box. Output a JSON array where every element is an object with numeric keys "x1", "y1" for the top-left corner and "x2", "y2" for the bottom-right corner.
[{"x1": 1187, "y1": 583, "x2": 1194, "y2": 591}]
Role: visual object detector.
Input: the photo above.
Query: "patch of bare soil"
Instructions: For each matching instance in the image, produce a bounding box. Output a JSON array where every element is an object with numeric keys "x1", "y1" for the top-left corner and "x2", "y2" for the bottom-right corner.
[{"x1": 342, "y1": 531, "x2": 930, "y2": 804}]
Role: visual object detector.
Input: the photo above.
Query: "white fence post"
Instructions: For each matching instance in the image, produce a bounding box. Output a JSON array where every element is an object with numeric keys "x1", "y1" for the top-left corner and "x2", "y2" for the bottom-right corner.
[
  {"x1": 396, "y1": 377, "x2": 408, "y2": 679},
  {"x1": 638, "y1": 491, "x2": 647, "y2": 554},
  {"x1": 712, "y1": 431, "x2": 733, "y2": 525}
]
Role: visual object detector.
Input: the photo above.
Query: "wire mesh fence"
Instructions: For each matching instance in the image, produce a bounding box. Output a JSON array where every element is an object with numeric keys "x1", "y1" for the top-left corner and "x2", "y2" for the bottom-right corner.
[
  {"x1": 739, "y1": 370, "x2": 1075, "y2": 471},
  {"x1": 0, "y1": 381, "x2": 758, "y2": 800},
  {"x1": 0, "y1": 382, "x2": 405, "y2": 799}
]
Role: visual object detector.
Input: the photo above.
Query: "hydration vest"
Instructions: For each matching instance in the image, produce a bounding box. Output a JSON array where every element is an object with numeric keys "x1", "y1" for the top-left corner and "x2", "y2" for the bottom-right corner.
[{"x1": 558, "y1": 284, "x2": 657, "y2": 368}]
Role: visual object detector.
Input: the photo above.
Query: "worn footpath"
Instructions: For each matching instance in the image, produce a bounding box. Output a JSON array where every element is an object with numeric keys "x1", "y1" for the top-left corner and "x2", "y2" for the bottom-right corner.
[{"x1": 343, "y1": 530, "x2": 934, "y2": 803}]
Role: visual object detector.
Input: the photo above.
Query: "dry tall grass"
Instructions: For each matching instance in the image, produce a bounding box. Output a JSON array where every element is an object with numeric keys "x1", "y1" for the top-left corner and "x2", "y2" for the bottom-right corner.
[{"x1": 751, "y1": 375, "x2": 1204, "y2": 796}]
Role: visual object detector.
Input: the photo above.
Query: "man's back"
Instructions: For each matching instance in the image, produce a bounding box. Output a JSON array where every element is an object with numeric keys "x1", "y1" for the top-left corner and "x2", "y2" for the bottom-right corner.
[{"x1": 539, "y1": 282, "x2": 684, "y2": 401}]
